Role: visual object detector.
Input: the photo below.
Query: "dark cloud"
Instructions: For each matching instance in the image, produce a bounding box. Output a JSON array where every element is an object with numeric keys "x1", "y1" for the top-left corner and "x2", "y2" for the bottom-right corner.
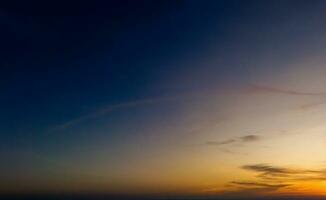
[
  {"x1": 240, "y1": 135, "x2": 260, "y2": 142},
  {"x1": 241, "y1": 164, "x2": 326, "y2": 180},
  {"x1": 238, "y1": 163, "x2": 326, "y2": 184},
  {"x1": 242, "y1": 164, "x2": 290, "y2": 177},
  {"x1": 206, "y1": 139, "x2": 236, "y2": 146}
]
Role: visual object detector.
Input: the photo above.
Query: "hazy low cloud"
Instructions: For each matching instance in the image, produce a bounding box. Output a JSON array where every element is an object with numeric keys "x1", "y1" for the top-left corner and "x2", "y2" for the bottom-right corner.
[
  {"x1": 216, "y1": 181, "x2": 290, "y2": 198},
  {"x1": 231, "y1": 181, "x2": 290, "y2": 189}
]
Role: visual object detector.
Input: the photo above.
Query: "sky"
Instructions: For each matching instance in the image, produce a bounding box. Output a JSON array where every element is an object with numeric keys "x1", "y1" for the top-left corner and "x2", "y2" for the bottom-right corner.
[{"x1": 2, "y1": 0, "x2": 326, "y2": 198}]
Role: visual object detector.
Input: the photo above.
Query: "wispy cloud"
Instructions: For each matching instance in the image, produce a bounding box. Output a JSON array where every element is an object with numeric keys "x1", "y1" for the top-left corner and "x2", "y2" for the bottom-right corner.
[
  {"x1": 297, "y1": 100, "x2": 326, "y2": 110},
  {"x1": 206, "y1": 134, "x2": 261, "y2": 146},
  {"x1": 205, "y1": 135, "x2": 261, "y2": 155},
  {"x1": 206, "y1": 139, "x2": 236, "y2": 146},
  {"x1": 53, "y1": 84, "x2": 326, "y2": 130},
  {"x1": 246, "y1": 84, "x2": 326, "y2": 111},
  {"x1": 246, "y1": 84, "x2": 326, "y2": 96},
  {"x1": 53, "y1": 95, "x2": 181, "y2": 130},
  {"x1": 51, "y1": 89, "x2": 222, "y2": 130}
]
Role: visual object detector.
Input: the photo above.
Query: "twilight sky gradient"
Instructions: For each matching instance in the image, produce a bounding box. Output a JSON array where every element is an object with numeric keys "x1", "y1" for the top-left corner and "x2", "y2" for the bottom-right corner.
[{"x1": 2, "y1": 0, "x2": 326, "y2": 198}]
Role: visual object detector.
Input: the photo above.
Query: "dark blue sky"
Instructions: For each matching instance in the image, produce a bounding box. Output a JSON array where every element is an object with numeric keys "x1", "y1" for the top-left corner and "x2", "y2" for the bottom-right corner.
[
  {"x1": 3, "y1": 0, "x2": 326, "y2": 196},
  {"x1": 1, "y1": 0, "x2": 316, "y2": 137},
  {"x1": 1, "y1": 0, "x2": 251, "y2": 141}
]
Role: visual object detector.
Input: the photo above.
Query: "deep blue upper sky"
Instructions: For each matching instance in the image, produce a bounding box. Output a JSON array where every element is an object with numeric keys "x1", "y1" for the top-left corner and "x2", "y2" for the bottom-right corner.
[
  {"x1": 1, "y1": 0, "x2": 250, "y2": 139},
  {"x1": 2, "y1": 0, "x2": 317, "y2": 137},
  {"x1": 3, "y1": 0, "x2": 326, "y2": 196},
  {"x1": 0, "y1": 0, "x2": 322, "y2": 154}
]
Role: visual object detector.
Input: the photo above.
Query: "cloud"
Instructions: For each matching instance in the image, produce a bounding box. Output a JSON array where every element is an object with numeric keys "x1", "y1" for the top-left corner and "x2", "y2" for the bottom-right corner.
[
  {"x1": 246, "y1": 84, "x2": 326, "y2": 96},
  {"x1": 240, "y1": 135, "x2": 260, "y2": 142},
  {"x1": 245, "y1": 84, "x2": 326, "y2": 111},
  {"x1": 53, "y1": 84, "x2": 326, "y2": 130},
  {"x1": 205, "y1": 135, "x2": 261, "y2": 155},
  {"x1": 206, "y1": 134, "x2": 261, "y2": 147},
  {"x1": 53, "y1": 96, "x2": 181, "y2": 130},
  {"x1": 222, "y1": 163, "x2": 326, "y2": 197},
  {"x1": 241, "y1": 164, "x2": 326, "y2": 180},
  {"x1": 239, "y1": 163, "x2": 326, "y2": 183},
  {"x1": 51, "y1": 88, "x2": 222, "y2": 130},
  {"x1": 231, "y1": 181, "x2": 290, "y2": 190},
  {"x1": 297, "y1": 101, "x2": 326, "y2": 110},
  {"x1": 228, "y1": 183, "x2": 289, "y2": 197},
  {"x1": 242, "y1": 164, "x2": 291, "y2": 177},
  {"x1": 215, "y1": 181, "x2": 290, "y2": 198},
  {"x1": 206, "y1": 139, "x2": 236, "y2": 146}
]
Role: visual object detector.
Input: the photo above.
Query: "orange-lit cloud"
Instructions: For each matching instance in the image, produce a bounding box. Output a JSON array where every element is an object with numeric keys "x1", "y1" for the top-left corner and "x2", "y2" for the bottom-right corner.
[{"x1": 222, "y1": 163, "x2": 326, "y2": 197}]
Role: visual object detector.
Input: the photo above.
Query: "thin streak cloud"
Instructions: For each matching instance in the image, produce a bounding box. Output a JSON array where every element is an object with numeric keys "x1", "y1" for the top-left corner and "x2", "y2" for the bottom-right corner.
[
  {"x1": 54, "y1": 97, "x2": 175, "y2": 130},
  {"x1": 206, "y1": 139, "x2": 236, "y2": 146},
  {"x1": 52, "y1": 87, "x2": 233, "y2": 130},
  {"x1": 206, "y1": 134, "x2": 261, "y2": 146},
  {"x1": 297, "y1": 101, "x2": 326, "y2": 110},
  {"x1": 246, "y1": 84, "x2": 326, "y2": 96},
  {"x1": 56, "y1": 83, "x2": 326, "y2": 131}
]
